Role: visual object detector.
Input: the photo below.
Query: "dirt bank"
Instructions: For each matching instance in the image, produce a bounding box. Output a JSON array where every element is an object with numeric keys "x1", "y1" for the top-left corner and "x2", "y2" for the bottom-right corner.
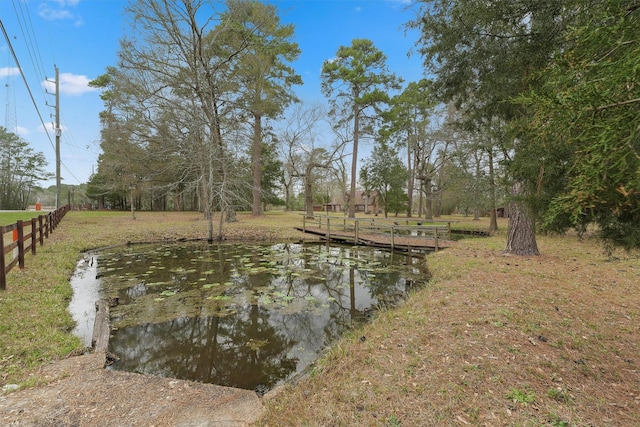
[{"x1": 0, "y1": 352, "x2": 263, "y2": 426}]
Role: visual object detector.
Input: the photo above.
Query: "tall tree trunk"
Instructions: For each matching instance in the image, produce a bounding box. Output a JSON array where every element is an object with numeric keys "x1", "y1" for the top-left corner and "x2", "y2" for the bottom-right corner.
[
  {"x1": 488, "y1": 148, "x2": 498, "y2": 232},
  {"x1": 417, "y1": 179, "x2": 424, "y2": 217},
  {"x1": 473, "y1": 154, "x2": 481, "y2": 220},
  {"x1": 304, "y1": 175, "x2": 314, "y2": 218},
  {"x1": 173, "y1": 186, "x2": 181, "y2": 211},
  {"x1": 217, "y1": 209, "x2": 225, "y2": 241},
  {"x1": 283, "y1": 180, "x2": 291, "y2": 211},
  {"x1": 251, "y1": 113, "x2": 262, "y2": 216},
  {"x1": 424, "y1": 177, "x2": 433, "y2": 220},
  {"x1": 406, "y1": 138, "x2": 413, "y2": 217},
  {"x1": 202, "y1": 169, "x2": 214, "y2": 242},
  {"x1": 505, "y1": 182, "x2": 539, "y2": 256},
  {"x1": 434, "y1": 194, "x2": 441, "y2": 217},
  {"x1": 129, "y1": 188, "x2": 136, "y2": 220},
  {"x1": 348, "y1": 100, "x2": 359, "y2": 218}
]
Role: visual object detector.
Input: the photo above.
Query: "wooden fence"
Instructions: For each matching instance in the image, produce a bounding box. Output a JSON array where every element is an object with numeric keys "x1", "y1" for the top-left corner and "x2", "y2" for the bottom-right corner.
[{"x1": 0, "y1": 205, "x2": 70, "y2": 290}]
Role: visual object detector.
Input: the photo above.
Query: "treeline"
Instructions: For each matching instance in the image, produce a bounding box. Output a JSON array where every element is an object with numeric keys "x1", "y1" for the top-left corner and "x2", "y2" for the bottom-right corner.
[
  {"x1": 88, "y1": 0, "x2": 638, "y2": 252},
  {"x1": 0, "y1": 127, "x2": 50, "y2": 210}
]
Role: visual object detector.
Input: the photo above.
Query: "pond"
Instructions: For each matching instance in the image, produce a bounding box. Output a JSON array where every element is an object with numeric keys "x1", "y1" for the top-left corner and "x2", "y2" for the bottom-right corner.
[{"x1": 71, "y1": 242, "x2": 430, "y2": 393}]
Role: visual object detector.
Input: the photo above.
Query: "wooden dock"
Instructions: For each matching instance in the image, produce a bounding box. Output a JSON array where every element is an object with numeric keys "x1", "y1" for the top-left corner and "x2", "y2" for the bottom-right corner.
[{"x1": 296, "y1": 215, "x2": 456, "y2": 252}]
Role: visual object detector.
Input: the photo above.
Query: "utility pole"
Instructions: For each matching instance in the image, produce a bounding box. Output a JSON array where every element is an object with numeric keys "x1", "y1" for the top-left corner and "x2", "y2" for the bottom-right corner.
[
  {"x1": 54, "y1": 66, "x2": 61, "y2": 209},
  {"x1": 47, "y1": 66, "x2": 62, "y2": 208}
]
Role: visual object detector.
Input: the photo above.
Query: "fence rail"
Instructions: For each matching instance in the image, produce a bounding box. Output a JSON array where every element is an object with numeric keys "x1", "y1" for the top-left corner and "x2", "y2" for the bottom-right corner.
[{"x1": 0, "y1": 205, "x2": 70, "y2": 290}]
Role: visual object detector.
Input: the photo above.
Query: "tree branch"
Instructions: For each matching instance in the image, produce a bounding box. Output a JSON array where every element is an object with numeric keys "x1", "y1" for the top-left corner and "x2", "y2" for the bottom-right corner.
[{"x1": 595, "y1": 97, "x2": 640, "y2": 111}]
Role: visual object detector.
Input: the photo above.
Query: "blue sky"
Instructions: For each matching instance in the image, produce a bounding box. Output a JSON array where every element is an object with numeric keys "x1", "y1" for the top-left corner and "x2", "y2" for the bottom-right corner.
[{"x1": 0, "y1": 0, "x2": 425, "y2": 187}]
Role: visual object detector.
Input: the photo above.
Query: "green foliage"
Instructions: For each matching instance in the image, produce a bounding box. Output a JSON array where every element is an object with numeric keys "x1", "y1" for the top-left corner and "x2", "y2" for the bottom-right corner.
[
  {"x1": 219, "y1": 0, "x2": 302, "y2": 215},
  {"x1": 386, "y1": 190, "x2": 409, "y2": 217},
  {"x1": 547, "y1": 414, "x2": 570, "y2": 427},
  {"x1": 321, "y1": 38, "x2": 401, "y2": 217},
  {"x1": 410, "y1": 0, "x2": 575, "y2": 253},
  {"x1": 221, "y1": 0, "x2": 301, "y2": 118},
  {"x1": 0, "y1": 127, "x2": 52, "y2": 209},
  {"x1": 505, "y1": 387, "x2": 536, "y2": 406},
  {"x1": 385, "y1": 415, "x2": 401, "y2": 427},
  {"x1": 382, "y1": 79, "x2": 436, "y2": 146},
  {"x1": 410, "y1": 0, "x2": 640, "y2": 252},
  {"x1": 360, "y1": 142, "x2": 408, "y2": 218},
  {"x1": 411, "y1": 0, "x2": 568, "y2": 121},
  {"x1": 260, "y1": 141, "x2": 285, "y2": 207},
  {"x1": 321, "y1": 38, "x2": 401, "y2": 127},
  {"x1": 546, "y1": 386, "x2": 573, "y2": 404},
  {"x1": 520, "y1": 0, "x2": 640, "y2": 249},
  {"x1": 382, "y1": 79, "x2": 440, "y2": 216}
]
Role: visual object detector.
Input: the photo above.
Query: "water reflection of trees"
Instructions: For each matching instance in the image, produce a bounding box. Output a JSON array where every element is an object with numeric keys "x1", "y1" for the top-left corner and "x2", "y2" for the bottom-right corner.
[
  {"x1": 110, "y1": 307, "x2": 298, "y2": 391},
  {"x1": 104, "y1": 241, "x2": 429, "y2": 389}
]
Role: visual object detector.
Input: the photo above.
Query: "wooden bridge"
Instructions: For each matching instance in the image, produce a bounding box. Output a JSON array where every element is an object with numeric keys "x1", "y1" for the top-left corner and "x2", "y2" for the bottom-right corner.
[{"x1": 295, "y1": 214, "x2": 456, "y2": 252}]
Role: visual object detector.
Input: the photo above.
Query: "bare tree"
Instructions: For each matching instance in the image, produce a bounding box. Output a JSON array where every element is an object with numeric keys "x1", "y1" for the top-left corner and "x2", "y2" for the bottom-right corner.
[
  {"x1": 278, "y1": 104, "x2": 347, "y2": 217},
  {"x1": 93, "y1": 0, "x2": 285, "y2": 240},
  {"x1": 278, "y1": 104, "x2": 323, "y2": 212}
]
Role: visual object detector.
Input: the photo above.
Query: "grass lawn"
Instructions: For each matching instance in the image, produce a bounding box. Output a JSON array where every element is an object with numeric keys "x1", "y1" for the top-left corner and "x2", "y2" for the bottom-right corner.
[
  {"x1": 0, "y1": 211, "x2": 49, "y2": 227},
  {"x1": 1, "y1": 210, "x2": 638, "y2": 426}
]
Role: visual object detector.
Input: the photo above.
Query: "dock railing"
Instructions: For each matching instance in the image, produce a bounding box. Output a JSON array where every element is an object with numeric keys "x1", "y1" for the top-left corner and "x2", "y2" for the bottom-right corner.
[{"x1": 301, "y1": 214, "x2": 454, "y2": 250}]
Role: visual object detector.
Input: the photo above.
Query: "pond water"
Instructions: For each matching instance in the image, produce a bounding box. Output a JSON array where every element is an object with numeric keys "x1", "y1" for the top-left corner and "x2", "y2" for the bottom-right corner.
[
  {"x1": 69, "y1": 256, "x2": 101, "y2": 347},
  {"x1": 74, "y1": 242, "x2": 429, "y2": 393}
]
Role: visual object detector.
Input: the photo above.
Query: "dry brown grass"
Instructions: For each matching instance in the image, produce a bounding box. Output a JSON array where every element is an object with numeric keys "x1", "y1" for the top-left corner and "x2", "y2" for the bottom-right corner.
[
  {"x1": 259, "y1": 218, "x2": 640, "y2": 426},
  {"x1": 2, "y1": 211, "x2": 639, "y2": 426}
]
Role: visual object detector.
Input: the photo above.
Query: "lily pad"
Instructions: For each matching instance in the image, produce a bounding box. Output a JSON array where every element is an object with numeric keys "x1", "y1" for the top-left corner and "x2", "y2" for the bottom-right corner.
[
  {"x1": 160, "y1": 290, "x2": 177, "y2": 297},
  {"x1": 207, "y1": 295, "x2": 232, "y2": 301}
]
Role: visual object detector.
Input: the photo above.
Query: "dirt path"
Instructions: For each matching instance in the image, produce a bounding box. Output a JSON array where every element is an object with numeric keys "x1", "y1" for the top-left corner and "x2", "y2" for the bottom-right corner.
[{"x1": 0, "y1": 352, "x2": 263, "y2": 426}]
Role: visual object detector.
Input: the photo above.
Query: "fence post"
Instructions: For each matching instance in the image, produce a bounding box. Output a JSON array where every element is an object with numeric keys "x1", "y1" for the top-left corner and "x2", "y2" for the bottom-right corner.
[
  {"x1": 0, "y1": 227, "x2": 5, "y2": 291},
  {"x1": 38, "y1": 216, "x2": 44, "y2": 245},
  {"x1": 31, "y1": 218, "x2": 37, "y2": 255},
  {"x1": 12, "y1": 228, "x2": 18, "y2": 260},
  {"x1": 434, "y1": 227, "x2": 439, "y2": 252},
  {"x1": 355, "y1": 220, "x2": 359, "y2": 244},
  {"x1": 17, "y1": 220, "x2": 25, "y2": 269},
  {"x1": 327, "y1": 218, "x2": 331, "y2": 241},
  {"x1": 0, "y1": 207, "x2": 70, "y2": 291},
  {"x1": 391, "y1": 225, "x2": 395, "y2": 250}
]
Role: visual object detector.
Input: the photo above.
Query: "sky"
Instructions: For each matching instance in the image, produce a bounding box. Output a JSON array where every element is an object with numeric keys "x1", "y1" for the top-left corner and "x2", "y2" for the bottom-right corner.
[{"x1": 0, "y1": 0, "x2": 426, "y2": 187}]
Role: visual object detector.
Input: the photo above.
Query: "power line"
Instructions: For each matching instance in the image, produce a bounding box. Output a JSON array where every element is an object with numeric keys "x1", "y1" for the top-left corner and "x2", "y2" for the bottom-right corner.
[
  {"x1": 4, "y1": 2, "x2": 95, "y2": 186},
  {"x1": 12, "y1": 0, "x2": 49, "y2": 89},
  {"x1": 0, "y1": 18, "x2": 56, "y2": 153},
  {"x1": 8, "y1": 2, "x2": 90, "y2": 186},
  {"x1": 4, "y1": 60, "x2": 17, "y2": 132}
]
